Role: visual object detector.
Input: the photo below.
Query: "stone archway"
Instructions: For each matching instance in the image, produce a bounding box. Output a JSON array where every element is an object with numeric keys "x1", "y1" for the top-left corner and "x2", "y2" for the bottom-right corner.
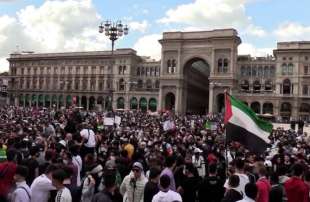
[
  {"x1": 183, "y1": 57, "x2": 210, "y2": 114},
  {"x1": 165, "y1": 92, "x2": 175, "y2": 111},
  {"x1": 216, "y1": 93, "x2": 225, "y2": 113}
]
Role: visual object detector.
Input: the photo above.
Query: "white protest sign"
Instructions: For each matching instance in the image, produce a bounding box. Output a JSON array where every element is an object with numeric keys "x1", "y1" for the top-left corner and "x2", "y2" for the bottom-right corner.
[{"x1": 104, "y1": 117, "x2": 114, "y2": 126}]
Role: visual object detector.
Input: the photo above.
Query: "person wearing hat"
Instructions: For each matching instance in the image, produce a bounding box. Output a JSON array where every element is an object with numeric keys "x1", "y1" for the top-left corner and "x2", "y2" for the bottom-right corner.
[
  {"x1": 120, "y1": 162, "x2": 147, "y2": 202},
  {"x1": 11, "y1": 165, "x2": 31, "y2": 202},
  {"x1": 192, "y1": 147, "x2": 205, "y2": 178}
]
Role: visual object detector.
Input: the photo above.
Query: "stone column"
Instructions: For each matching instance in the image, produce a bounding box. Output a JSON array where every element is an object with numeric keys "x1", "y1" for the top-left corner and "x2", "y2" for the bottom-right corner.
[
  {"x1": 175, "y1": 87, "x2": 181, "y2": 115},
  {"x1": 260, "y1": 102, "x2": 263, "y2": 114},
  {"x1": 14, "y1": 97, "x2": 18, "y2": 107},
  {"x1": 158, "y1": 87, "x2": 163, "y2": 111},
  {"x1": 78, "y1": 96, "x2": 82, "y2": 107},
  {"x1": 86, "y1": 96, "x2": 89, "y2": 111},
  {"x1": 208, "y1": 84, "x2": 214, "y2": 113}
]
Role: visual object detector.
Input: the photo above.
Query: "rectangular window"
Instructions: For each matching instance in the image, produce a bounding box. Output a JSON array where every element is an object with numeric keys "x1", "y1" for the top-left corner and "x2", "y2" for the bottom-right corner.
[
  {"x1": 304, "y1": 66, "x2": 308, "y2": 75},
  {"x1": 303, "y1": 85, "x2": 308, "y2": 95}
]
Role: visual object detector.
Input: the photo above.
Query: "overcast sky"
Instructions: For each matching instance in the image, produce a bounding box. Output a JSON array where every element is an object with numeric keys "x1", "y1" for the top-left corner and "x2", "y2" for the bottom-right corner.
[{"x1": 0, "y1": 0, "x2": 310, "y2": 72}]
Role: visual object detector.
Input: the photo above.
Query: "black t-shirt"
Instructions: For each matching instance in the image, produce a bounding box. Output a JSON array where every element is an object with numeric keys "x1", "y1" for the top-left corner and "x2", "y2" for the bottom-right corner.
[
  {"x1": 22, "y1": 158, "x2": 39, "y2": 185},
  {"x1": 199, "y1": 175, "x2": 224, "y2": 202},
  {"x1": 181, "y1": 176, "x2": 201, "y2": 202},
  {"x1": 144, "y1": 181, "x2": 159, "y2": 202}
]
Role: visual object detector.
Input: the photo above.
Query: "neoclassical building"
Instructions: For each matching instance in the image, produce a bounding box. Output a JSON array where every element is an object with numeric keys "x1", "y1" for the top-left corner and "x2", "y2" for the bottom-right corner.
[{"x1": 7, "y1": 29, "x2": 310, "y2": 120}]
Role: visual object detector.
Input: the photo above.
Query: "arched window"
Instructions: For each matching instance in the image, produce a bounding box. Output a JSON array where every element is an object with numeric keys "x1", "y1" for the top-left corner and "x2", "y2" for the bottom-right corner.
[
  {"x1": 141, "y1": 67, "x2": 145, "y2": 76},
  {"x1": 167, "y1": 60, "x2": 171, "y2": 73},
  {"x1": 247, "y1": 66, "x2": 251, "y2": 76},
  {"x1": 265, "y1": 80, "x2": 272, "y2": 91},
  {"x1": 172, "y1": 59, "x2": 176, "y2": 73},
  {"x1": 118, "y1": 66, "x2": 122, "y2": 75},
  {"x1": 264, "y1": 66, "x2": 269, "y2": 77},
  {"x1": 240, "y1": 80, "x2": 250, "y2": 91},
  {"x1": 251, "y1": 102, "x2": 261, "y2": 114},
  {"x1": 288, "y1": 63, "x2": 294, "y2": 75},
  {"x1": 223, "y1": 59, "x2": 228, "y2": 73},
  {"x1": 146, "y1": 79, "x2": 152, "y2": 89},
  {"x1": 136, "y1": 67, "x2": 140, "y2": 76},
  {"x1": 119, "y1": 78, "x2": 125, "y2": 91},
  {"x1": 303, "y1": 85, "x2": 308, "y2": 95},
  {"x1": 282, "y1": 63, "x2": 288, "y2": 75},
  {"x1": 252, "y1": 66, "x2": 257, "y2": 77},
  {"x1": 241, "y1": 66, "x2": 246, "y2": 76},
  {"x1": 155, "y1": 80, "x2": 160, "y2": 89},
  {"x1": 218, "y1": 58, "x2": 223, "y2": 73},
  {"x1": 283, "y1": 79, "x2": 291, "y2": 94},
  {"x1": 253, "y1": 80, "x2": 261, "y2": 92},
  {"x1": 270, "y1": 66, "x2": 275, "y2": 76},
  {"x1": 137, "y1": 79, "x2": 143, "y2": 89},
  {"x1": 258, "y1": 66, "x2": 263, "y2": 77}
]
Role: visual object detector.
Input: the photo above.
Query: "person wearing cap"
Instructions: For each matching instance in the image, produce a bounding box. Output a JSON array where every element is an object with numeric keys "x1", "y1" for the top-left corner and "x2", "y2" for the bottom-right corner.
[
  {"x1": 120, "y1": 162, "x2": 147, "y2": 202},
  {"x1": 11, "y1": 165, "x2": 31, "y2": 202},
  {"x1": 192, "y1": 147, "x2": 205, "y2": 178}
]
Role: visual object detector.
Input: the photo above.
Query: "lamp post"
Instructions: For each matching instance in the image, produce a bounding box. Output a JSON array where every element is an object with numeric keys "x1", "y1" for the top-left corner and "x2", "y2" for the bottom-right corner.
[
  {"x1": 99, "y1": 20, "x2": 129, "y2": 55},
  {"x1": 99, "y1": 20, "x2": 129, "y2": 112}
]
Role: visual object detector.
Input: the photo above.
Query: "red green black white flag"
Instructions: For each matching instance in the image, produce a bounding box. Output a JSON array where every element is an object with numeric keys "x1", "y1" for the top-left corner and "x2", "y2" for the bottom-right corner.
[{"x1": 224, "y1": 93, "x2": 273, "y2": 154}]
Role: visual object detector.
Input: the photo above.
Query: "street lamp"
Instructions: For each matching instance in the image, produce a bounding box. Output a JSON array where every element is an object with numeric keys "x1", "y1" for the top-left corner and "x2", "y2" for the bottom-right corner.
[
  {"x1": 99, "y1": 20, "x2": 129, "y2": 55},
  {"x1": 99, "y1": 20, "x2": 129, "y2": 112}
]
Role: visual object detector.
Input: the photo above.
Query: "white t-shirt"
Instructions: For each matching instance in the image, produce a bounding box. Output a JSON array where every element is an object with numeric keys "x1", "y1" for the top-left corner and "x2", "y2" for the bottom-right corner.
[
  {"x1": 224, "y1": 173, "x2": 249, "y2": 196},
  {"x1": 80, "y1": 129, "x2": 96, "y2": 148},
  {"x1": 55, "y1": 187, "x2": 72, "y2": 202},
  {"x1": 72, "y1": 155, "x2": 82, "y2": 186},
  {"x1": 30, "y1": 174, "x2": 56, "y2": 202},
  {"x1": 152, "y1": 190, "x2": 182, "y2": 202}
]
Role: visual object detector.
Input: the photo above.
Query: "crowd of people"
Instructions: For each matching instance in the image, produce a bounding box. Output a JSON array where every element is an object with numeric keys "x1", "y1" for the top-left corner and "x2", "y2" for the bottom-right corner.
[{"x1": 0, "y1": 106, "x2": 309, "y2": 202}]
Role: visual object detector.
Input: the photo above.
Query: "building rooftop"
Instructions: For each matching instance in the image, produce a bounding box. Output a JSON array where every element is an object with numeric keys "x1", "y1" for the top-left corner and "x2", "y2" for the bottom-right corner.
[{"x1": 9, "y1": 48, "x2": 137, "y2": 59}]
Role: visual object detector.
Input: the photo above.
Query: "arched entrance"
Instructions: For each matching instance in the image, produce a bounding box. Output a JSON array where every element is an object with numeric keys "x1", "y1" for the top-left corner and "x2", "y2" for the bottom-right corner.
[
  {"x1": 184, "y1": 58, "x2": 210, "y2": 114},
  {"x1": 263, "y1": 103, "x2": 273, "y2": 114},
  {"x1": 299, "y1": 103, "x2": 310, "y2": 121},
  {"x1": 139, "y1": 97, "x2": 147, "y2": 112},
  {"x1": 117, "y1": 97, "x2": 125, "y2": 109},
  {"x1": 89, "y1": 96, "x2": 96, "y2": 110},
  {"x1": 97, "y1": 96, "x2": 104, "y2": 111},
  {"x1": 81, "y1": 96, "x2": 87, "y2": 110},
  {"x1": 148, "y1": 98, "x2": 157, "y2": 112},
  {"x1": 66, "y1": 95, "x2": 72, "y2": 107},
  {"x1": 32, "y1": 94, "x2": 37, "y2": 107},
  {"x1": 250, "y1": 102, "x2": 261, "y2": 114},
  {"x1": 280, "y1": 102, "x2": 292, "y2": 121},
  {"x1": 216, "y1": 93, "x2": 225, "y2": 113},
  {"x1": 165, "y1": 92, "x2": 175, "y2": 111},
  {"x1": 130, "y1": 97, "x2": 138, "y2": 110},
  {"x1": 51, "y1": 95, "x2": 57, "y2": 107},
  {"x1": 58, "y1": 95, "x2": 64, "y2": 107},
  {"x1": 38, "y1": 94, "x2": 44, "y2": 107},
  {"x1": 45, "y1": 95, "x2": 50, "y2": 108}
]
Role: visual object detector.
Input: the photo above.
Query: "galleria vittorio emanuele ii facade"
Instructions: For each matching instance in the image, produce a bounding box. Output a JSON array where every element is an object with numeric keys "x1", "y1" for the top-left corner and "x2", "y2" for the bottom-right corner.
[{"x1": 7, "y1": 29, "x2": 310, "y2": 121}]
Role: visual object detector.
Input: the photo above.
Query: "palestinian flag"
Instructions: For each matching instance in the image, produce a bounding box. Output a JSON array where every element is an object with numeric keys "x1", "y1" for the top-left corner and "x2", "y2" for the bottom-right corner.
[{"x1": 224, "y1": 93, "x2": 273, "y2": 154}]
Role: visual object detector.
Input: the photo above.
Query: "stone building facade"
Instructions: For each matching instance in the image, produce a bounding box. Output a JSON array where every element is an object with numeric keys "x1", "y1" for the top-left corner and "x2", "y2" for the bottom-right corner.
[{"x1": 7, "y1": 29, "x2": 310, "y2": 120}]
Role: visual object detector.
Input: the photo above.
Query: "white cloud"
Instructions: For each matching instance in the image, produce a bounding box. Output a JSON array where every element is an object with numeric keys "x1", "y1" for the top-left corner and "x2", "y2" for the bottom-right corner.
[
  {"x1": 158, "y1": 0, "x2": 266, "y2": 37},
  {"x1": 129, "y1": 20, "x2": 149, "y2": 33},
  {"x1": 133, "y1": 34, "x2": 161, "y2": 60},
  {"x1": 245, "y1": 24, "x2": 267, "y2": 37},
  {"x1": 0, "y1": 0, "x2": 110, "y2": 72},
  {"x1": 274, "y1": 22, "x2": 310, "y2": 41},
  {"x1": 238, "y1": 43, "x2": 273, "y2": 57}
]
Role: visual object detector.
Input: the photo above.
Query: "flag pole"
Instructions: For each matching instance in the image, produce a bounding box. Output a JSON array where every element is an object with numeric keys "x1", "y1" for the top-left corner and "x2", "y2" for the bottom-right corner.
[{"x1": 224, "y1": 89, "x2": 229, "y2": 177}]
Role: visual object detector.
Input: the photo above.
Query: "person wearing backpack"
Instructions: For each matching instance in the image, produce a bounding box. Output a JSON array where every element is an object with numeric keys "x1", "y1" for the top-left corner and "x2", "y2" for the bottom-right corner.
[
  {"x1": 0, "y1": 149, "x2": 18, "y2": 202},
  {"x1": 79, "y1": 123, "x2": 96, "y2": 159},
  {"x1": 11, "y1": 165, "x2": 31, "y2": 202}
]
